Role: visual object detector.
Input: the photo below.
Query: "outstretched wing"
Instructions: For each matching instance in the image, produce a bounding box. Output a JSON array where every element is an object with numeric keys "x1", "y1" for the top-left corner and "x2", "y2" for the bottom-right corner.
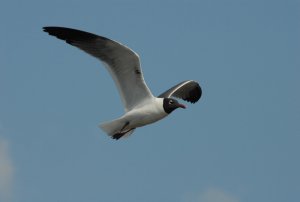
[
  {"x1": 43, "y1": 26, "x2": 154, "y2": 111},
  {"x1": 158, "y1": 80, "x2": 202, "y2": 103}
]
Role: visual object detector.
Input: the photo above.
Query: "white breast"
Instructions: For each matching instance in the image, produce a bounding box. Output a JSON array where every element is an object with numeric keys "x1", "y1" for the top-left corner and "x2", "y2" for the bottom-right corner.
[{"x1": 123, "y1": 98, "x2": 168, "y2": 128}]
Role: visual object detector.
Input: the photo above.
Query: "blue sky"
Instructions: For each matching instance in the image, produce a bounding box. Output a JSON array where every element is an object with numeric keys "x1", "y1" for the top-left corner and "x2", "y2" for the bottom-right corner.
[{"x1": 1, "y1": 0, "x2": 299, "y2": 202}]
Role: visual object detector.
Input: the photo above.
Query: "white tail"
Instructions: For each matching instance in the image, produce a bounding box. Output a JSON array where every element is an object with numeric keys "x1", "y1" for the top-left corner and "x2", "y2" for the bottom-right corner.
[
  {"x1": 99, "y1": 118, "x2": 124, "y2": 136},
  {"x1": 99, "y1": 118, "x2": 136, "y2": 139}
]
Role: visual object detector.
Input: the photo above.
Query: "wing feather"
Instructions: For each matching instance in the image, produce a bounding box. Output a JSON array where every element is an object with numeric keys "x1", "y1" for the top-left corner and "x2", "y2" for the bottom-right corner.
[
  {"x1": 43, "y1": 26, "x2": 153, "y2": 111},
  {"x1": 158, "y1": 80, "x2": 202, "y2": 103}
]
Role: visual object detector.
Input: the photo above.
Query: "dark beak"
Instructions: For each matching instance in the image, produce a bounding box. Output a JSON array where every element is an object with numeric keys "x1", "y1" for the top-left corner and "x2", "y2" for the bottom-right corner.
[{"x1": 177, "y1": 103, "x2": 186, "y2": 109}]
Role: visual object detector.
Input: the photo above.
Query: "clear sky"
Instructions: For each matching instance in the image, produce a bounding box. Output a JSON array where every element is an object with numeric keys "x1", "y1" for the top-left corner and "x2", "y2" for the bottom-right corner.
[{"x1": 0, "y1": 0, "x2": 299, "y2": 202}]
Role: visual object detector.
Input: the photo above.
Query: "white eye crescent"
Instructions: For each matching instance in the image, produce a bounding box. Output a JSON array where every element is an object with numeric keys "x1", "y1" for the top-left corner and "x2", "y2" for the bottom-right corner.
[{"x1": 169, "y1": 100, "x2": 174, "y2": 104}]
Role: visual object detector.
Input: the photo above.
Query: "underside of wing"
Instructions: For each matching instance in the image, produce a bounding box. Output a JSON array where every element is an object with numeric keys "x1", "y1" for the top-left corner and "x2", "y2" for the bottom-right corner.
[
  {"x1": 43, "y1": 26, "x2": 153, "y2": 111},
  {"x1": 158, "y1": 80, "x2": 202, "y2": 103}
]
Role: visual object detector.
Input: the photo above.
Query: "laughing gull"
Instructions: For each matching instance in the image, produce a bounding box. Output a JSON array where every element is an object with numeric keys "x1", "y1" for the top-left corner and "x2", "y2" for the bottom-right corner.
[{"x1": 43, "y1": 27, "x2": 202, "y2": 140}]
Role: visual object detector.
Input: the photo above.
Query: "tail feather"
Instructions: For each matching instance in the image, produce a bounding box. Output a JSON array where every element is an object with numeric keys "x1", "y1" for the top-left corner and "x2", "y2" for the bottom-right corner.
[
  {"x1": 99, "y1": 119, "x2": 123, "y2": 136},
  {"x1": 99, "y1": 118, "x2": 136, "y2": 139}
]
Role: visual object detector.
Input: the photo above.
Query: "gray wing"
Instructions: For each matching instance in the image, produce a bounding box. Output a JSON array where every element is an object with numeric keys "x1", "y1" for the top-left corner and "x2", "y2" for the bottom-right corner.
[
  {"x1": 43, "y1": 26, "x2": 154, "y2": 111},
  {"x1": 158, "y1": 80, "x2": 202, "y2": 103}
]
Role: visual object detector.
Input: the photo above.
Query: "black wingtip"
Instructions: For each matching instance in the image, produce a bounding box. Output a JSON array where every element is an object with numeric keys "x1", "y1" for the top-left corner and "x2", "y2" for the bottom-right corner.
[
  {"x1": 42, "y1": 26, "x2": 61, "y2": 34},
  {"x1": 42, "y1": 26, "x2": 75, "y2": 44},
  {"x1": 42, "y1": 26, "x2": 52, "y2": 35},
  {"x1": 42, "y1": 26, "x2": 106, "y2": 44},
  {"x1": 182, "y1": 82, "x2": 202, "y2": 104},
  {"x1": 190, "y1": 83, "x2": 202, "y2": 103}
]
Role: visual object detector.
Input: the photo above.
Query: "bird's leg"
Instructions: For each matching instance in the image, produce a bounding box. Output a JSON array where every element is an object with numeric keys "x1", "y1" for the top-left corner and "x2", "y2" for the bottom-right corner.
[
  {"x1": 112, "y1": 122, "x2": 130, "y2": 140},
  {"x1": 120, "y1": 121, "x2": 130, "y2": 131}
]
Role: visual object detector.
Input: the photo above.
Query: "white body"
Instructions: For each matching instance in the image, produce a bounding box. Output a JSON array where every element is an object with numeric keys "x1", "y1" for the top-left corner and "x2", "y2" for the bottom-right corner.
[{"x1": 99, "y1": 98, "x2": 168, "y2": 136}]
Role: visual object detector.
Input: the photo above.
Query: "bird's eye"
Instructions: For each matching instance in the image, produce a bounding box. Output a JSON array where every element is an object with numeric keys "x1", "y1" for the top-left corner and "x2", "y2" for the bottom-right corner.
[{"x1": 169, "y1": 100, "x2": 174, "y2": 104}]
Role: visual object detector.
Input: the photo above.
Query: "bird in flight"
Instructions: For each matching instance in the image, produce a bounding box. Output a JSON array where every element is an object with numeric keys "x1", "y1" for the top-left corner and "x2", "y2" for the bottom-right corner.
[{"x1": 43, "y1": 27, "x2": 202, "y2": 140}]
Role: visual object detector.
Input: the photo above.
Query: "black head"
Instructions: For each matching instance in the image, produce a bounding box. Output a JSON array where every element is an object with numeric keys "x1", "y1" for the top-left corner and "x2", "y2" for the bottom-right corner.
[{"x1": 163, "y1": 98, "x2": 186, "y2": 114}]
